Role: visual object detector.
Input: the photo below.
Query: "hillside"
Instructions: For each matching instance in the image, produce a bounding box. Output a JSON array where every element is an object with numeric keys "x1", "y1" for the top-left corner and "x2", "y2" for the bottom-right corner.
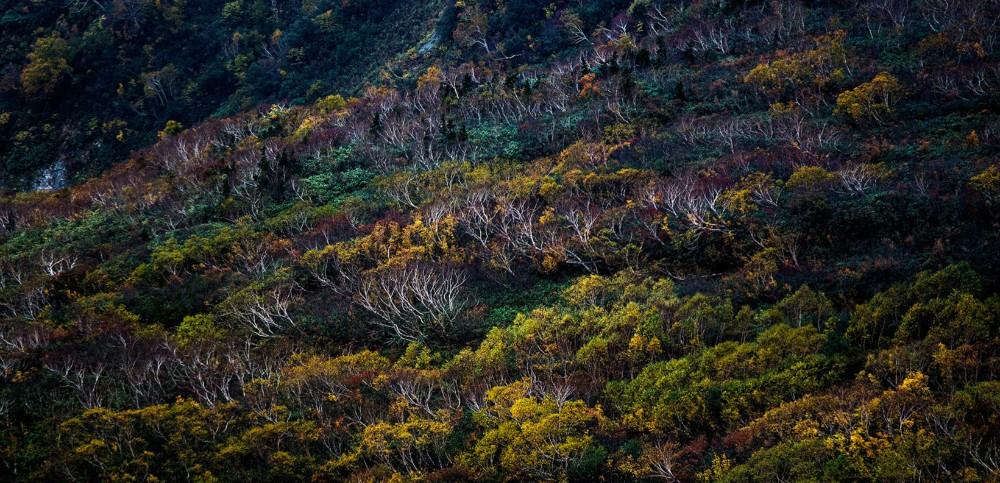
[
  {"x1": 0, "y1": 0, "x2": 442, "y2": 188},
  {"x1": 2, "y1": 0, "x2": 1000, "y2": 481}
]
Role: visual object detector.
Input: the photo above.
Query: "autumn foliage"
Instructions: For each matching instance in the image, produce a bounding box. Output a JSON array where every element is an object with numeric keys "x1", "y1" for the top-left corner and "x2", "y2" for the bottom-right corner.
[{"x1": 2, "y1": 0, "x2": 1000, "y2": 481}]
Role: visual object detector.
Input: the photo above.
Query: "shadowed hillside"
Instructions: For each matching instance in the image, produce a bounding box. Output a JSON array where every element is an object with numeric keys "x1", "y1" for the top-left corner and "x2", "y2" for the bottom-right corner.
[{"x1": 0, "y1": 0, "x2": 442, "y2": 188}]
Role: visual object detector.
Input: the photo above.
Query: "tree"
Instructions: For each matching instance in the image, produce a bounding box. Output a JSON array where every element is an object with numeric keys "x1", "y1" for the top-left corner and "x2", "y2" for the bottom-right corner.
[
  {"x1": 58, "y1": 399, "x2": 240, "y2": 481},
  {"x1": 835, "y1": 72, "x2": 905, "y2": 124},
  {"x1": 220, "y1": 270, "x2": 300, "y2": 338},
  {"x1": 468, "y1": 379, "x2": 607, "y2": 481},
  {"x1": 767, "y1": 285, "x2": 835, "y2": 331},
  {"x1": 142, "y1": 65, "x2": 179, "y2": 107},
  {"x1": 356, "y1": 263, "x2": 470, "y2": 342},
  {"x1": 786, "y1": 165, "x2": 836, "y2": 195},
  {"x1": 743, "y1": 30, "x2": 849, "y2": 107},
  {"x1": 970, "y1": 164, "x2": 1000, "y2": 205},
  {"x1": 20, "y1": 34, "x2": 72, "y2": 97},
  {"x1": 608, "y1": 324, "x2": 834, "y2": 435},
  {"x1": 559, "y1": 10, "x2": 590, "y2": 46},
  {"x1": 356, "y1": 418, "x2": 453, "y2": 475},
  {"x1": 454, "y1": 4, "x2": 492, "y2": 54},
  {"x1": 668, "y1": 293, "x2": 734, "y2": 351}
]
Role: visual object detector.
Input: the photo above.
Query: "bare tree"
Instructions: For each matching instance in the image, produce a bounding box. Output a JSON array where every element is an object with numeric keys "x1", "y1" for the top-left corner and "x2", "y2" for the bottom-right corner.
[
  {"x1": 221, "y1": 276, "x2": 299, "y2": 338},
  {"x1": 648, "y1": 441, "x2": 680, "y2": 481},
  {"x1": 0, "y1": 264, "x2": 47, "y2": 320},
  {"x1": 837, "y1": 164, "x2": 881, "y2": 196},
  {"x1": 356, "y1": 263, "x2": 470, "y2": 342},
  {"x1": 45, "y1": 356, "x2": 107, "y2": 409},
  {"x1": 38, "y1": 249, "x2": 79, "y2": 277},
  {"x1": 559, "y1": 11, "x2": 591, "y2": 46}
]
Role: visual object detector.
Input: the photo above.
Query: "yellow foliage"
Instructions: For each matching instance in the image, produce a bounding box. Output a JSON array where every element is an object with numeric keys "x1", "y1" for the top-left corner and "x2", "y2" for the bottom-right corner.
[
  {"x1": 970, "y1": 164, "x2": 1000, "y2": 204},
  {"x1": 20, "y1": 34, "x2": 71, "y2": 97},
  {"x1": 743, "y1": 30, "x2": 848, "y2": 100},
  {"x1": 835, "y1": 72, "x2": 905, "y2": 124},
  {"x1": 786, "y1": 165, "x2": 836, "y2": 192},
  {"x1": 316, "y1": 93, "x2": 347, "y2": 114}
]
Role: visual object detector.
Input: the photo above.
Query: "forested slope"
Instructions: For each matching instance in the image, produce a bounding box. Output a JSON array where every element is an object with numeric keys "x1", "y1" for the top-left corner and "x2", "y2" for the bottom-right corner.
[
  {"x1": 0, "y1": 0, "x2": 442, "y2": 188},
  {"x1": 2, "y1": 0, "x2": 1000, "y2": 481}
]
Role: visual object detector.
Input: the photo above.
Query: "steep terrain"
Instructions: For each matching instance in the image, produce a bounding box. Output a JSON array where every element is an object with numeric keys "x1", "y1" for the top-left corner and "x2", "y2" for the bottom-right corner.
[
  {"x1": 2, "y1": 0, "x2": 1000, "y2": 481},
  {"x1": 0, "y1": 0, "x2": 442, "y2": 188}
]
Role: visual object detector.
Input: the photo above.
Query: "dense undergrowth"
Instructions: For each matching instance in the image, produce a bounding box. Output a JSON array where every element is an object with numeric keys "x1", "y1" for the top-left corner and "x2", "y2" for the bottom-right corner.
[{"x1": 2, "y1": 0, "x2": 1000, "y2": 481}]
